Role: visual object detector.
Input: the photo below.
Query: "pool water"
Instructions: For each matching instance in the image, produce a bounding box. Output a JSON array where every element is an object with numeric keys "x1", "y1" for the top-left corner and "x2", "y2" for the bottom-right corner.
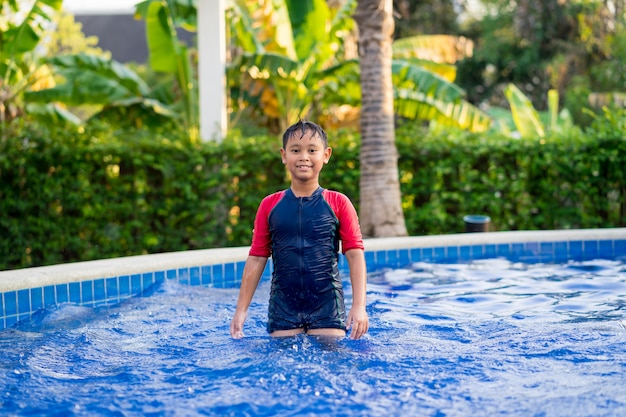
[{"x1": 2, "y1": 258, "x2": 625, "y2": 416}]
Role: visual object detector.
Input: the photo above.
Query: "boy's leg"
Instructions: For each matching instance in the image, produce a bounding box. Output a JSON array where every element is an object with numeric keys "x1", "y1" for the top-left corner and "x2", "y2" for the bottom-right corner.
[
  {"x1": 270, "y1": 328, "x2": 306, "y2": 337},
  {"x1": 307, "y1": 328, "x2": 346, "y2": 337}
]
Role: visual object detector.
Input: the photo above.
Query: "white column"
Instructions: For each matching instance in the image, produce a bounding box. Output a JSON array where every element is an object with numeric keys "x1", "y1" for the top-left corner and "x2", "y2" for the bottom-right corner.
[{"x1": 198, "y1": 0, "x2": 227, "y2": 141}]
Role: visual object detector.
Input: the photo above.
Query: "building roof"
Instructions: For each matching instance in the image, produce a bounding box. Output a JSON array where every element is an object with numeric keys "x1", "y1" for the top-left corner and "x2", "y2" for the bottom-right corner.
[{"x1": 75, "y1": 14, "x2": 195, "y2": 64}]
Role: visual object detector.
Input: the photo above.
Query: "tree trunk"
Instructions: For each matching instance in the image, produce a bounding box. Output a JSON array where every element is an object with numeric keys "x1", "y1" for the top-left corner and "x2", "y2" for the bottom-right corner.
[{"x1": 354, "y1": 0, "x2": 408, "y2": 237}]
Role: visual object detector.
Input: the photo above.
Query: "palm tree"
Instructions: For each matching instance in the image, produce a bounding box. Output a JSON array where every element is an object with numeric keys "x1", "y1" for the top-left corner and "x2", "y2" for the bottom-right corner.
[{"x1": 354, "y1": 0, "x2": 407, "y2": 237}]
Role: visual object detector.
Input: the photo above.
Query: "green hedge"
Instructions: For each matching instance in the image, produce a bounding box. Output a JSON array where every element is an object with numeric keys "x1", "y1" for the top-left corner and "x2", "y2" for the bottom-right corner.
[
  {"x1": 396, "y1": 124, "x2": 626, "y2": 234},
  {"x1": 0, "y1": 118, "x2": 624, "y2": 270}
]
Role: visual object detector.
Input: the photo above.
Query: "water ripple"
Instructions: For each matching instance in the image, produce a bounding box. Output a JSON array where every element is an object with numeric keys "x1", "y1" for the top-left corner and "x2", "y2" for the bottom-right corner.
[{"x1": 1, "y1": 259, "x2": 625, "y2": 416}]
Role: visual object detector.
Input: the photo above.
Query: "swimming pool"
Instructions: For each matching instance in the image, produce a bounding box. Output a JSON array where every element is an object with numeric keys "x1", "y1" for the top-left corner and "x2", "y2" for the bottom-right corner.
[{"x1": 1, "y1": 229, "x2": 625, "y2": 416}]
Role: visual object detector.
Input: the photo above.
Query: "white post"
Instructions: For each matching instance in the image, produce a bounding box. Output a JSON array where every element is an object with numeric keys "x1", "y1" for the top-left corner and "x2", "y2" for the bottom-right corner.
[{"x1": 198, "y1": 0, "x2": 227, "y2": 141}]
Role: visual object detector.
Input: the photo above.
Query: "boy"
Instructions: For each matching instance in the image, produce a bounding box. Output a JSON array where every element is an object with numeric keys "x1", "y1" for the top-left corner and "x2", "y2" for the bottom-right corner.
[{"x1": 230, "y1": 120, "x2": 369, "y2": 340}]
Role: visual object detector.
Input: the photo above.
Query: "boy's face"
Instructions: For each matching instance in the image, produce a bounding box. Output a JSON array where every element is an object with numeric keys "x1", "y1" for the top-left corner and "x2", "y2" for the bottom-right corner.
[{"x1": 280, "y1": 130, "x2": 332, "y2": 184}]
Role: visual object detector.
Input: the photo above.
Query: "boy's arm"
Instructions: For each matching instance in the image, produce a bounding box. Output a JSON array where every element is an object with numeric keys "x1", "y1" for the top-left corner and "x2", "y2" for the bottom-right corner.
[
  {"x1": 230, "y1": 255, "x2": 268, "y2": 338},
  {"x1": 344, "y1": 248, "x2": 369, "y2": 340}
]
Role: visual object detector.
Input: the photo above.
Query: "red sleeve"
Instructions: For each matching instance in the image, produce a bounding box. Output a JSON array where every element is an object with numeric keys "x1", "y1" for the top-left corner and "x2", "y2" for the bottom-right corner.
[
  {"x1": 323, "y1": 190, "x2": 365, "y2": 253},
  {"x1": 248, "y1": 191, "x2": 285, "y2": 257}
]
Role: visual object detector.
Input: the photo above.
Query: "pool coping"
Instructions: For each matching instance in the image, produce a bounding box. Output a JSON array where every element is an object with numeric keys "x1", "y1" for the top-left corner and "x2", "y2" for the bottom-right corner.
[{"x1": 2, "y1": 227, "x2": 625, "y2": 293}]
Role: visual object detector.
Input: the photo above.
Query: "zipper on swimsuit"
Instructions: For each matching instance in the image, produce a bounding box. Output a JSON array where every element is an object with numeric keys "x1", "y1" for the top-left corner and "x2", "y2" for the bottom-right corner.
[{"x1": 298, "y1": 196, "x2": 304, "y2": 295}]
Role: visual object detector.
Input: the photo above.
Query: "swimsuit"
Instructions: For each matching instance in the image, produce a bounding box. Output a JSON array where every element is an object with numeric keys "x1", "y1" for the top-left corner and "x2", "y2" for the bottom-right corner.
[{"x1": 249, "y1": 187, "x2": 364, "y2": 333}]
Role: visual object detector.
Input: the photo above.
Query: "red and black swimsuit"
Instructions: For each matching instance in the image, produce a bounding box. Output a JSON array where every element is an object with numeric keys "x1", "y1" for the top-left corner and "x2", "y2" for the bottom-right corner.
[{"x1": 249, "y1": 187, "x2": 364, "y2": 333}]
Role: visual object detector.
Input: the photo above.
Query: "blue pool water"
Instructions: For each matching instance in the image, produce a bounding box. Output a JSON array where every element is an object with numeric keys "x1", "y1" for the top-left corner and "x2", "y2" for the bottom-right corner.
[{"x1": 1, "y1": 258, "x2": 625, "y2": 416}]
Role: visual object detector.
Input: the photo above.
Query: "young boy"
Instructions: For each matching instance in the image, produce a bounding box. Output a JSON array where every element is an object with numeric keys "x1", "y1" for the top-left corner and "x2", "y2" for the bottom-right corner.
[{"x1": 230, "y1": 120, "x2": 369, "y2": 340}]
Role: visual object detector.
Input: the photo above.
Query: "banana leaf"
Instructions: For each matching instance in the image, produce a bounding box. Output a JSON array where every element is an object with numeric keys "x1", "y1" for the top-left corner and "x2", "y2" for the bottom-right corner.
[
  {"x1": 504, "y1": 83, "x2": 545, "y2": 138},
  {"x1": 1, "y1": 0, "x2": 63, "y2": 56}
]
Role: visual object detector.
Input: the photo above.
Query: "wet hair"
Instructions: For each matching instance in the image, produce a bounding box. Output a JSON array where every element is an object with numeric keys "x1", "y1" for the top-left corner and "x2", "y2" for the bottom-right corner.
[{"x1": 281, "y1": 120, "x2": 328, "y2": 149}]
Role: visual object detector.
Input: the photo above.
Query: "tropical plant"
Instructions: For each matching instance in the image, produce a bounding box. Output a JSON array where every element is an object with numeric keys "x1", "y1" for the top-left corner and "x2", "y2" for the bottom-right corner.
[
  {"x1": 496, "y1": 83, "x2": 574, "y2": 139},
  {"x1": 134, "y1": 0, "x2": 199, "y2": 140},
  {"x1": 24, "y1": 53, "x2": 176, "y2": 127},
  {"x1": 24, "y1": 0, "x2": 196, "y2": 131},
  {"x1": 0, "y1": 0, "x2": 65, "y2": 136},
  {"x1": 226, "y1": 0, "x2": 492, "y2": 133}
]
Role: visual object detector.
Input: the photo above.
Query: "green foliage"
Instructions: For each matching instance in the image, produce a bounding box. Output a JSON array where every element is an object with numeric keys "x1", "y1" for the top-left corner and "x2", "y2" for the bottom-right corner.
[
  {"x1": 1, "y1": 112, "x2": 624, "y2": 270},
  {"x1": 227, "y1": 0, "x2": 490, "y2": 133},
  {"x1": 396, "y1": 120, "x2": 626, "y2": 235},
  {"x1": 25, "y1": 53, "x2": 176, "y2": 126},
  {"x1": 134, "y1": 0, "x2": 198, "y2": 140},
  {"x1": 0, "y1": 0, "x2": 64, "y2": 129}
]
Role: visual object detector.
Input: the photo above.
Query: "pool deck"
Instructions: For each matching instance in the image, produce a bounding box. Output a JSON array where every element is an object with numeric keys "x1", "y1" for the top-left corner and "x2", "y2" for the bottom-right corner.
[{"x1": 2, "y1": 228, "x2": 625, "y2": 293}]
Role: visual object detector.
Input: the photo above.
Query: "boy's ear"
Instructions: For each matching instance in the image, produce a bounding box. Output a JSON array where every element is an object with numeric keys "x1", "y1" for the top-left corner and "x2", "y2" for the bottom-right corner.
[
  {"x1": 324, "y1": 147, "x2": 332, "y2": 163},
  {"x1": 280, "y1": 148, "x2": 286, "y2": 163}
]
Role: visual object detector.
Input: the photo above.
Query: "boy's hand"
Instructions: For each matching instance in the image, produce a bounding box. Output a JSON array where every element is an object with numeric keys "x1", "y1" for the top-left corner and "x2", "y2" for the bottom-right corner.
[
  {"x1": 346, "y1": 306, "x2": 369, "y2": 340},
  {"x1": 230, "y1": 310, "x2": 247, "y2": 338}
]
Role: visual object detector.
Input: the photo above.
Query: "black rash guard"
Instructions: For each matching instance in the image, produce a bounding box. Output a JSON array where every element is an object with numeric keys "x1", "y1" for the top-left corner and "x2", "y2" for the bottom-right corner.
[{"x1": 249, "y1": 187, "x2": 364, "y2": 333}]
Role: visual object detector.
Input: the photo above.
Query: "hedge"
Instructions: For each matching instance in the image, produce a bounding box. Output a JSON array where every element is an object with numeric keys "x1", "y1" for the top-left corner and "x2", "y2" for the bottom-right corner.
[{"x1": 0, "y1": 117, "x2": 624, "y2": 270}]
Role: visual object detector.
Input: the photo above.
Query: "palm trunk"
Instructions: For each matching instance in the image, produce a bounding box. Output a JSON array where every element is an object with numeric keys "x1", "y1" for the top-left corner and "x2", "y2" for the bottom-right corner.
[{"x1": 354, "y1": 0, "x2": 407, "y2": 237}]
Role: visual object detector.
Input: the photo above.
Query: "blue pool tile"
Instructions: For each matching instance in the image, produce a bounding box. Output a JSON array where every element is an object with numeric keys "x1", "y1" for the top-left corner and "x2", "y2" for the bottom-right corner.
[
  {"x1": 539, "y1": 242, "x2": 554, "y2": 262},
  {"x1": 142, "y1": 272, "x2": 155, "y2": 290},
  {"x1": 225, "y1": 263, "x2": 236, "y2": 286},
  {"x1": 31, "y1": 287, "x2": 43, "y2": 311},
  {"x1": 44, "y1": 286, "x2": 55, "y2": 307},
  {"x1": 387, "y1": 250, "x2": 399, "y2": 267},
  {"x1": 615, "y1": 240, "x2": 626, "y2": 257},
  {"x1": 178, "y1": 268, "x2": 189, "y2": 285},
  {"x1": 166, "y1": 269, "x2": 177, "y2": 280},
  {"x1": 569, "y1": 240, "x2": 583, "y2": 261},
  {"x1": 434, "y1": 247, "x2": 446, "y2": 262},
  {"x1": 4, "y1": 292, "x2": 17, "y2": 316},
  {"x1": 189, "y1": 268, "x2": 200, "y2": 286},
  {"x1": 69, "y1": 282, "x2": 81, "y2": 303},
  {"x1": 93, "y1": 279, "x2": 106, "y2": 303},
  {"x1": 598, "y1": 240, "x2": 613, "y2": 259},
  {"x1": 583, "y1": 240, "x2": 599, "y2": 260},
  {"x1": 523, "y1": 242, "x2": 542, "y2": 262},
  {"x1": 409, "y1": 248, "x2": 421, "y2": 263},
  {"x1": 5, "y1": 315, "x2": 17, "y2": 328},
  {"x1": 459, "y1": 246, "x2": 471, "y2": 262},
  {"x1": 131, "y1": 274, "x2": 142, "y2": 294},
  {"x1": 447, "y1": 246, "x2": 459, "y2": 262},
  {"x1": 236, "y1": 261, "x2": 246, "y2": 280},
  {"x1": 369, "y1": 251, "x2": 384, "y2": 270},
  {"x1": 471, "y1": 245, "x2": 485, "y2": 259},
  {"x1": 155, "y1": 270, "x2": 165, "y2": 284},
  {"x1": 398, "y1": 249, "x2": 410, "y2": 267},
  {"x1": 56, "y1": 284, "x2": 69, "y2": 303},
  {"x1": 496, "y1": 244, "x2": 510, "y2": 258},
  {"x1": 511, "y1": 243, "x2": 524, "y2": 262},
  {"x1": 106, "y1": 277, "x2": 119, "y2": 299},
  {"x1": 212, "y1": 264, "x2": 224, "y2": 286},
  {"x1": 554, "y1": 241, "x2": 568, "y2": 262},
  {"x1": 82, "y1": 281, "x2": 93, "y2": 304},
  {"x1": 0, "y1": 294, "x2": 3, "y2": 316},
  {"x1": 485, "y1": 244, "x2": 497, "y2": 258},
  {"x1": 422, "y1": 248, "x2": 433, "y2": 262},
  {"x1": 201, "y1": 266, "x2": 212, "y2": 286},
  {"x1": 18, "y1": 289, "x2": 30, "y2": 314},
  {"x1": 570, "y1": 241, "x2": 583, "y2": 261},
  {"x1": 364, "y1": 251, "x2": 376, "y2": 268},
  {"x1": 119, "y1": 276, "x2": 130, "y2": 296}
]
